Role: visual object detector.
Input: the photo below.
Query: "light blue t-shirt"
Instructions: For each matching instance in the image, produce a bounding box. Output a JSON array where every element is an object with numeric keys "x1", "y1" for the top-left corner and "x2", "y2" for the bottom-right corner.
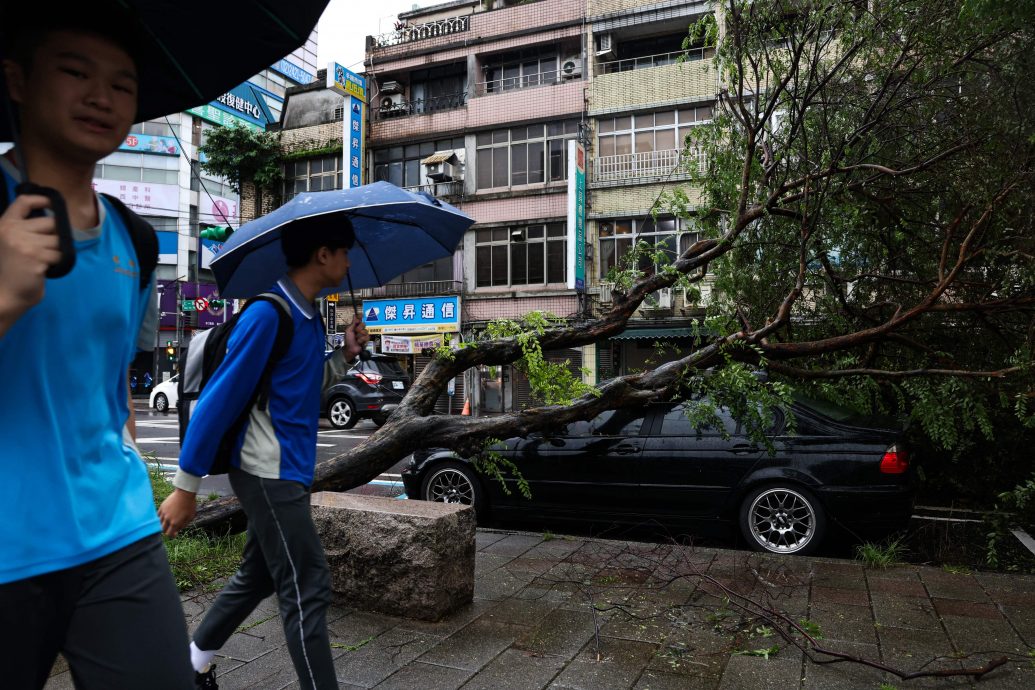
[{"x1": 0, "y1": 165, "x2": 159, "y2": 584}]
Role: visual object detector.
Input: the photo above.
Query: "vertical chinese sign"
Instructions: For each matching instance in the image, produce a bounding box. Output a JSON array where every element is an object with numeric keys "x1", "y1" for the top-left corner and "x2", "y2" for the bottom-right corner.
[
  {"x1": 328, "y1": 63, "x2": 366, "y2": 189},
  {"x1": 566, "y1": 140, "x2": 586, "y2": 292}
]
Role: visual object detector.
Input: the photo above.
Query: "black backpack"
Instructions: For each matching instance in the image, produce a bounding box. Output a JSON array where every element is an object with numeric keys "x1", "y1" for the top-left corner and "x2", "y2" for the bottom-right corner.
[
  {"x1": 177, "y1": 293, "x2": 294, "y2": 475},
  {"x1": 0, "y1": 191, "x2": 157, "y2": 290}
]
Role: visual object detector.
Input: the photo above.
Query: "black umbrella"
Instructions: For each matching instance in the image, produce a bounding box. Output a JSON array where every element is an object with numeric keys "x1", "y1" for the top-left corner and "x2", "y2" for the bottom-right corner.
[{"x1": 0, "y1": 0, "x2": 330, "y2": 276}]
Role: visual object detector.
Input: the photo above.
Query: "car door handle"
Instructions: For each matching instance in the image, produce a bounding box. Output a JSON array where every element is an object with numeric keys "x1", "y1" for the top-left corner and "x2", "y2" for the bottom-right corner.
[
  {"x1": 729, "y1": 444, "x2": 759, "y2": 455},
  {"x1": 614, "y1": 444, "x2": 640, "y2": 455}
]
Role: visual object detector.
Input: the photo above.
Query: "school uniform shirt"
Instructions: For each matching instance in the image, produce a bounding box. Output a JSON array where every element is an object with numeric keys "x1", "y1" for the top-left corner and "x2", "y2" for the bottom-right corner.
[
  {"x1": 173, "y1": 277, "x2": 349, "y2": 493},
  {"x1": 0, "y1": 157, "x2": 159, "y2": 584}
]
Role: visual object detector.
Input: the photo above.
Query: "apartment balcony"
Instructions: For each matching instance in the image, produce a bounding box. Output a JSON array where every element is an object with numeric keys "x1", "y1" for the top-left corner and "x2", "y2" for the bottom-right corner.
[
  {"x1": 371, "y1": 15, "x2": 470, "y2": 49},
  {"x1": 592, "y1": 148, "x2": 706, "y2": 184},
  {"x1": 597, "y1": 47, "x2": 713, "y2": 75},
  {"x1": 368, "y1": 0, "x2": 580, "y2": 62},
  {"x1": 372, "y1": 92, "x2": 467, "y2": 121},
  {"x1": 357, "y1": 280, "x2": 464, "y2": 300},
  {"x1": 402, "y1": 180, "x2": 464, "y2": 201},
  {"x1": 589, "y1": 60, "x2": 717, "y2": 116}
]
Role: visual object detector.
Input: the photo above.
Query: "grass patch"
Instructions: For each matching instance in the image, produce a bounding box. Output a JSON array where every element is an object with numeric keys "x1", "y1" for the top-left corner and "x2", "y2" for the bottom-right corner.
[
  {"x1": 855, "y1": 538, "x2": 906, "y2": 569},
  {"x1": 148, "y1": 463, "x2": 245, "y2": 591}
]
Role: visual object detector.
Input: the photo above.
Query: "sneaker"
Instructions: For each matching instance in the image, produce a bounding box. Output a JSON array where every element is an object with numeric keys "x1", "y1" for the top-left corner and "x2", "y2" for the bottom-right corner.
[{"x1": 195, "y1": 665, "x2": 218, "y2": 689}]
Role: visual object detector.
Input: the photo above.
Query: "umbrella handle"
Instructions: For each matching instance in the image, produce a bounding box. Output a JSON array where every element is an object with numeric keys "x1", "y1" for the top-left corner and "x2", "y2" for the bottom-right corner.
[
  {"x1": 346, "y1": 271, "x2": 371, "y2": 361},
  {"x1": 17, "y1": 183, "x2": 76, "y2": 279}
]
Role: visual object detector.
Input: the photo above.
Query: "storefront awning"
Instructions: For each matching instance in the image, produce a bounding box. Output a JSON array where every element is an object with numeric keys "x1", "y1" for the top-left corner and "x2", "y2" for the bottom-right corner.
[{"x1": 609, "y1": 327, "x2": 701, "y2": 341}]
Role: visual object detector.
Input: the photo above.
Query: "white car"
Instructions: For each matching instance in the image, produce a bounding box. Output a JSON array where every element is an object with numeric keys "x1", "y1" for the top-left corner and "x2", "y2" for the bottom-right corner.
[{"x1": 150, "y1": 375, "x2": 179, "y2": 413}]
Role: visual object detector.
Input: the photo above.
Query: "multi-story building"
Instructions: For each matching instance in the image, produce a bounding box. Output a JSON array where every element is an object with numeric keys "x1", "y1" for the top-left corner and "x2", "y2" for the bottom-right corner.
[
  {"x1": 583, "y1": 0, "x2": 717, "y2": 382},
  {"x1": 271, "y1": 0, "x2": 718, "y2": 415},
  {"x1": 361, "y1": 0, "x2": 589, "y2": 414}
]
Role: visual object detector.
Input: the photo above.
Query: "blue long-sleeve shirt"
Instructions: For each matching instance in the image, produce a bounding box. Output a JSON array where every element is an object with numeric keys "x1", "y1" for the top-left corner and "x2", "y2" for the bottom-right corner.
[{"x1": 173, "y1": 278, "x2": 347, "y2": 492}]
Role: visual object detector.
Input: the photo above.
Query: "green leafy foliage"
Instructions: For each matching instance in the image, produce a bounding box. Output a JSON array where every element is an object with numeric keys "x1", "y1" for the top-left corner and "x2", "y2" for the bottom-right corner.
[
  {"x1": 472, "y1": 438, "x2": 531, "y2": 499},
  {"x1": 199, "y1": 123, "x2": 282, "y2": 194},
  {"x1": 485, "y1": 312, "x2": 597, "y2": 405}
]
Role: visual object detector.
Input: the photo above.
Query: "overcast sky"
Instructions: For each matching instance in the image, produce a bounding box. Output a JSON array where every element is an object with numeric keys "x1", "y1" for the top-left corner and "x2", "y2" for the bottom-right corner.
[{"x1": 317, "y1": 0, "x2": 427, "y2": 74}]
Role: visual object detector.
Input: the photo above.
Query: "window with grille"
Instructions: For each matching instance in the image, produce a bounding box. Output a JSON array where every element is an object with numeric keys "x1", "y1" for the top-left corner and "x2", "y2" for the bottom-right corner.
[
  {"x1": 598, "y1": 217, "x2": 700, "y2": 278},
  {"x1": 283, "y1": 155, "x2": 343, "y2": 201},
  {"x1": 475, "y1": 121, "x2": 579, "y2": 190},
  {"x1": 597, "y1": 106, "x2": 712, "y2": 158},
  {"x1": 475, "y1": 223, "x2": 567, "y2": 287}
]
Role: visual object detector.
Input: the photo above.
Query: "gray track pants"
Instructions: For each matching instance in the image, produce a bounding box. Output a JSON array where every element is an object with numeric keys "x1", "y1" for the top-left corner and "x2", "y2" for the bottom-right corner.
[{"x1": 193, "y1": 468, "x2": 337, "y2": 689}]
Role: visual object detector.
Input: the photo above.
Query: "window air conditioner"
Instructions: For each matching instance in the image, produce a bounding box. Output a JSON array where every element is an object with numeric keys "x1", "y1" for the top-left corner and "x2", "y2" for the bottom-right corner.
[
  {"x1": 595, "y1": 33, "x2": 615, "y2": 58},
  {"x1": 421, "y1": 151, "x2": 460, "y2": 182},
  {"x1": 380, "y1": 80, "x2": 403, "y2": 94},
  {"x1": 379, "y1": 93, "x2": 405, "y2": 112},
  {"x1": 561, "y1": 56, "x2": 583, "y2": 79},
  {"x1": 598, "y1": 282, "x2": 614, "y2": 304}
]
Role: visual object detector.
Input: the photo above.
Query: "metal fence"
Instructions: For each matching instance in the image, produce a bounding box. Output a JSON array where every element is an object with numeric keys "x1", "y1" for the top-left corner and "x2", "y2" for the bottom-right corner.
[
  {"x1": 598, "y1": 47, "x2": 711, "y2": 75},
  {"x1": 372, "y1": 92, "x2": 467, "y2": 120},
  {"x1": 372, "y1": 15, "x2": 470, "y2": 48},
  {"x1": 358, "y1": 280, "x2": 464, "y2": 298},
  {"x1": 593, "y1": 148, "x2": 706, "y2": 182}
]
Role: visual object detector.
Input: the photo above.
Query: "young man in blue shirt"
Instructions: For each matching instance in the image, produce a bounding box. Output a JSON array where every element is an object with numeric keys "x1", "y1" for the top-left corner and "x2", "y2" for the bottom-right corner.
[
  {"x1": 0, "y1": 10, "x2": 193, "y2": 690},
  {"x1": 159, "y1": 225, "x2": 369, "y2": 690}
]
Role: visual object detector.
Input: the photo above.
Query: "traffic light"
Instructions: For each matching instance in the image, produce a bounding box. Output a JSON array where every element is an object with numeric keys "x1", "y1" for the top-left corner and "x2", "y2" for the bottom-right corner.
[
  {"x1": 200, "y1": 225, "x2": 233, "y2": 242},
  {"x1": 166, "y1": 346, "x2": 176, "y2": 361}
]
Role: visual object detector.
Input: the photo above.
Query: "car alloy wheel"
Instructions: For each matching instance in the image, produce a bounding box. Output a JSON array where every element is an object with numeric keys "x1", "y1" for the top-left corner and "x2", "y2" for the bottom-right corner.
[
  {"x1": 154, "y1": 393, "x2": 168, "y2": 413},
  {"x1": 421, "y1": 462, "x2": 484, "y2": 517},
  {"x1": 741, "y1": 486, "x2": 825, "y2": 555},
  {"x1": 328, "y1": 398, "x2": 357, "y2": 429}
]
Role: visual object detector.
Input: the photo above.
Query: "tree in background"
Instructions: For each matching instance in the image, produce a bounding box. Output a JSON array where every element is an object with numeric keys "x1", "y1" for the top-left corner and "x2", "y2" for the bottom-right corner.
[
  {"x1": 198, "y1": 123, "x2": 282, "y2": 222},
  {"x1": 197, "y1": 0, "x2": 1034, "y2": 527}
]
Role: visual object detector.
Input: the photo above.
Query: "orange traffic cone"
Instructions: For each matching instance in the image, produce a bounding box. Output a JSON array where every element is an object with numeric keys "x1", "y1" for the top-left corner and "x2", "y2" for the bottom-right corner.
[{"x1": 461, "y1": 398, "x2": 471, "y2": 416}]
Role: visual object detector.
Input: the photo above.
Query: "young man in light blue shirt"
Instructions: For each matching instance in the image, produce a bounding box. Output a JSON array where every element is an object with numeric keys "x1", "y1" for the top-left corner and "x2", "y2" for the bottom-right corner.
[{"x1": 0, "y1": 7, "x2": 193, "y2": 689}]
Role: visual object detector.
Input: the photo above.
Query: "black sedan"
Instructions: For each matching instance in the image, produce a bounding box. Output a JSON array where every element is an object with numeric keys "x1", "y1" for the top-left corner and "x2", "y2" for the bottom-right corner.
[{"x1": 402, "y1": 399, "x2": 916, "y2": 555}]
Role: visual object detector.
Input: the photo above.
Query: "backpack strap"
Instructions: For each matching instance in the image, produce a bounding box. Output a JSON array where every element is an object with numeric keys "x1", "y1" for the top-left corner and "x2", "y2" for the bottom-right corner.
[
  {"x1": 247, "y1": 292, "x2": 294, "y2": 412},
  {"x1": 100, "y1": 193, "x2": 158, "y2": 291}
]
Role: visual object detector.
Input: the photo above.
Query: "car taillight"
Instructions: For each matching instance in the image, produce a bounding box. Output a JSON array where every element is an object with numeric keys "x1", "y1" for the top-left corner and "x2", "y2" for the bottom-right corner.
[
  {"x1": 880, "y1": 444, "x2": 908, "y2": 474},
  {"x1": 356, "y1": 372, "x2": 383, "y2": 387}
]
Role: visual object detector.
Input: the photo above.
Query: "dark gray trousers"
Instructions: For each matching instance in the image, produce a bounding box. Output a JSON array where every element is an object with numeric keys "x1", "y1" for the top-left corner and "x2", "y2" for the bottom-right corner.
[
  {"x1": 0, "y1": 533, "x2": 194, "y2": 690},
  {"x1": 193, "y1": 468, "x2": 337, "y2": 690}
]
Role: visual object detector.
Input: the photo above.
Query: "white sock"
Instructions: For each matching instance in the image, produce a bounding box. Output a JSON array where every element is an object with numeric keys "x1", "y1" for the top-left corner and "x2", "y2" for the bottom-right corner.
[{"x1": 190, "y1": 640, "x2": 216, "y2": 673}]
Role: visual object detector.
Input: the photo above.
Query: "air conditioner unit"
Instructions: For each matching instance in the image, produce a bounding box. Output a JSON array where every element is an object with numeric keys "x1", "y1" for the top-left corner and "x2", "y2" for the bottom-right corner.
[
  {"x1": 595, "y1": 33, "x2": 615, "y2": 58},
  {"x1": 380, "y1": 80, "x2": 403, "y2": 94},
  {"x1": 379, "y1": 93, "x2": 405, "y2": 112},
  {"x1": 421, "y1": 151, "x2": 460, "y2": 182},
  {"x1": 644, "y1": 287, "x2": 672, "y2": 309},
  {"x1": 560, "y1": 56, "x2": 583, "y2": 79},
  {"x1": 598, "y1": 282, "x2": 614, "y2": 304}
]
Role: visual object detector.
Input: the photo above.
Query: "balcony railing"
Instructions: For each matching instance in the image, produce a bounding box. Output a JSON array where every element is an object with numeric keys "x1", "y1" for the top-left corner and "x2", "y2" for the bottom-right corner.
[
  {"x1": 402, "y1": 180, "x2": 464, "y2": 199},
  {"x1": 598, "y1": 47, "x2": 712, "y2": 75},
  {"x1": 372, "y1": 92, "x2": 467, "y2": 121},
  {"x1": 358, "y1": 280, "x2": 463, "y2": 299},
  {"x1": 593, "y1": 148, "x2": 706, "y2": 182},
  {"x1": 372, "y1": 15, "x2": 469, "y2": 48},
  {"x1": 474, "y1": 70, "x2": 562, "y2": 96}
]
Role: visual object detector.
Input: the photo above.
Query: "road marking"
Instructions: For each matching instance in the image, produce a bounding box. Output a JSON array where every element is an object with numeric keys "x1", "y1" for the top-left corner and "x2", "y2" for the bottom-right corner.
[
  {"x1": 137, "y1": 437, "x2": 181, "y2": 444},
  {"x1": 135, "y1": 421, "x2": 178, "y2": 428}
]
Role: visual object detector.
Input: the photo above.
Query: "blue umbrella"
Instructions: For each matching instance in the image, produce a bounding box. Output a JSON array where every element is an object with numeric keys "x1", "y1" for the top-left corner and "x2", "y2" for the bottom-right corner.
[{"x1": 211, "y1": 182, "x2": 474, "y2": 298}]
